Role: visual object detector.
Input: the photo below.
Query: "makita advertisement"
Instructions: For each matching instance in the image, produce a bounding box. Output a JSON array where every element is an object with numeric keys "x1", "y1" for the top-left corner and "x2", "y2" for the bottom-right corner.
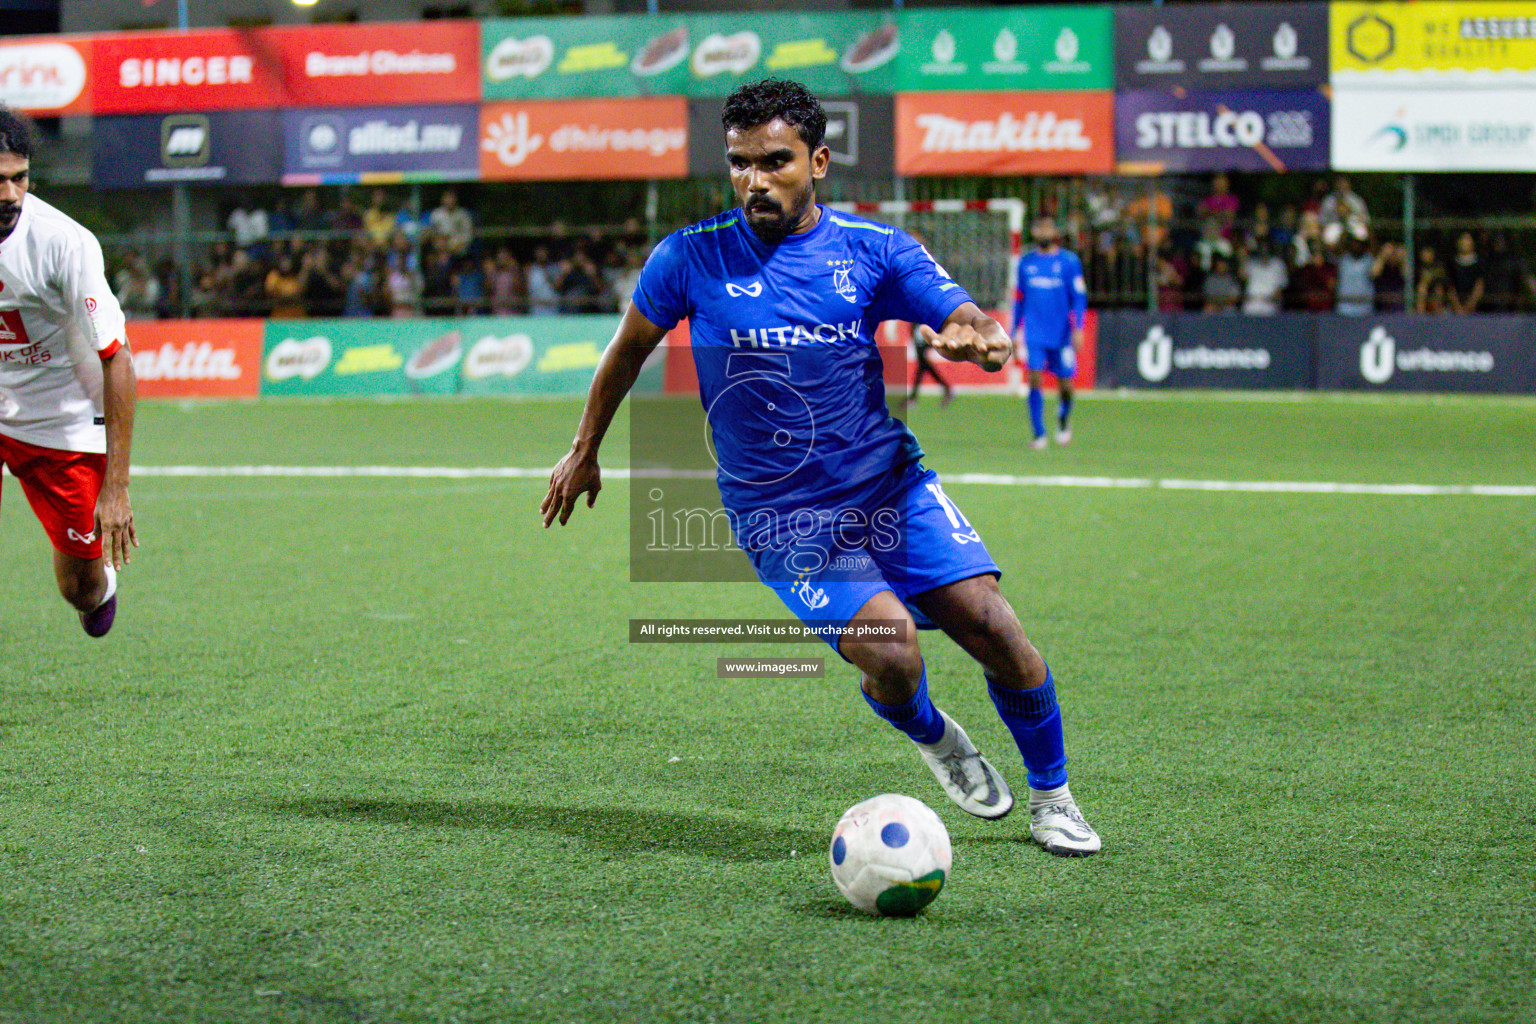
[
  {"x1": 1316, "y1": 316, "x2": 1536, "y2": 394},
  {"x1": 282, "y1": 104, "x2": 480, "y2": 184},
  {"x1": 129, "y1": 319, "x2": 263, "y2": 400},
  {"x1": 91, "y1": 109, "x2": 282, "y2": 188},
  {"x1": 1115, "y1": 2, "x2": 1328, "y2": 89},
  {"x1": 688, "y1": 94, "x2": 893, "y2": 179},
  {"x1": 1115, "y1": 89, "x2": 1331, "y2": 173},
  {"x1": 1095, "y1": 312, "x2": 1314, "y2": 389},
  {"x1": 894, "y1": 90, "x2": 1114, "y2": 176}
]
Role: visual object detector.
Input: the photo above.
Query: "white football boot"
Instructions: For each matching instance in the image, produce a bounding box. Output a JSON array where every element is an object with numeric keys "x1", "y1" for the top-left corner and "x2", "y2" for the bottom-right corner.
[
  {"x1": 1029, "y1": 435, "x2": 1048, "y2": 451},
  {"x1": 1056, "y1": 426, "x2": 1073, "y2": 445},
  {"x1": 1028, "y1": 787, "x2": 1101, "y2": 856},
  {"x1": 914, "y1": 709, "x2": 1015, "y2": 819}
]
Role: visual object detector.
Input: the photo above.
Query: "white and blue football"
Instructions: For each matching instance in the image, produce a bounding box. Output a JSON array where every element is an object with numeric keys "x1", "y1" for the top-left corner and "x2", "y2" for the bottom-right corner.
[{"x1": 829, "y1": 793, "x2": 952, "y2": 916}]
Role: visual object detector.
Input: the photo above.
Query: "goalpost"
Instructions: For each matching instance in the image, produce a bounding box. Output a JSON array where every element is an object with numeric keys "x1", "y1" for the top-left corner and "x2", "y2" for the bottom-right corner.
[{"x1": 827, "y1": 198, "x2": 1028, "y2": 393}]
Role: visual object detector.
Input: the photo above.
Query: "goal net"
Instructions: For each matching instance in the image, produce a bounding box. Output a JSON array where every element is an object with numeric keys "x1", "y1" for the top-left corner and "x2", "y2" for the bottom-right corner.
[{"x1": 825, "y1": 198, "x2": 1026, "y2": 315}]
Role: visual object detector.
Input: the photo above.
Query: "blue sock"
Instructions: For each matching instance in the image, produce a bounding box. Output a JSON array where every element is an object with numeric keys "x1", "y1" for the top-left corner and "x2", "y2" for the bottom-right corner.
[
  {"x1": 1058, "y1": 392, "x2": 1073, "y2": 429},
  {"x1": 1027, "y1": 388, "x2": 1045, "y2": 439},
  {"x1": 987, "y1": 669, "x2": 1067, "y2": 790},
  {"x1": 862, "y1": 665, "x2": 946, "y2": 745}
]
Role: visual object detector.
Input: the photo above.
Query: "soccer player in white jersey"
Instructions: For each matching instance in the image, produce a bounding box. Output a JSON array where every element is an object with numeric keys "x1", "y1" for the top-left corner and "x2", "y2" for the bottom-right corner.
[
  {"x1": 542, "y1": 80, "x2": 1100, "y2": 856},
  {"x1": 0, "y1": 107, "x2": 138, "y2": 636}
]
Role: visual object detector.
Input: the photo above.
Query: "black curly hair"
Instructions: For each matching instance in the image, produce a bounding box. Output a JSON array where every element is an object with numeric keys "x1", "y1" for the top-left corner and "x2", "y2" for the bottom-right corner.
[
  {"x1": 0, "y1": 106, "x2": 33, "y2": 159},
  {"x1": 721, "y1": 78, "x2": 827, "y2": 152}
]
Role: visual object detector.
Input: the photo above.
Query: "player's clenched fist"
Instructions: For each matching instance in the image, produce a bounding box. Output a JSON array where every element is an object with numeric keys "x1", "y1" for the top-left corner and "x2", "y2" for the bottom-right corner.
[{"x1": 917, "y1": 320, "x2": 1014, "y2": 372}]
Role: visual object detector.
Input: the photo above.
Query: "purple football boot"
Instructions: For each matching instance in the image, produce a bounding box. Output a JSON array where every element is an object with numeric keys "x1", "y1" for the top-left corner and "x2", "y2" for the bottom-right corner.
[{"x1": 80, "y1": 567, "x2": 118, "y2": 638}]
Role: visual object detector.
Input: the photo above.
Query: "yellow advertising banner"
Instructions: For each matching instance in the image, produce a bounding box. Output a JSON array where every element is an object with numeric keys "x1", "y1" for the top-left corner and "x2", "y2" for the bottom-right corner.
[{"x1": 1332, "y1": 1, "x2": 1536, "y2": 83}]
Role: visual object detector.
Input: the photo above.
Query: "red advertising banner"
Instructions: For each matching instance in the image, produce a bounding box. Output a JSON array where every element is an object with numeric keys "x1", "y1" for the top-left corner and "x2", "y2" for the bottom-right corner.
[
  {"x1": 0, "y1": 37, "x2": 93, "y2": 115},
  {"x1": 129, "y1": 319, "x2": 264, "y2": 399},
  {"x1": 260, "y1": 21, "x2": 480, "y2": 108},
  {"x1": 895, "y1": 91, "x2": 1115, "y2": 176},
  {"x1": 92, "y1": 29, "x2": 284, "y2": 114},
  {"x1": 479, "y1": 98, "x2": 688, "y2": 181}
]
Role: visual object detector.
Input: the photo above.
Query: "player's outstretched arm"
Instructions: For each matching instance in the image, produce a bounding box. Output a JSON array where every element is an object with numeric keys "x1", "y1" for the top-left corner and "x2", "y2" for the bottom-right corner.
[
  {"x1": 99, "y1": 346, "x2": 139, "y2": 569},
  {"x1": 541, "y1": 303, "x2": 669, "y2": 528},
  {"x1": 917, "y1": 302, "x2": 1014, "y2": 373}
]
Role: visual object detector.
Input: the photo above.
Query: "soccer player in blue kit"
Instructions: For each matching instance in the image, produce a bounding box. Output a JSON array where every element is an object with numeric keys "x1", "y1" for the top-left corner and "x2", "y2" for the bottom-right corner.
[
  {"x1": 542, "y1": 79, "x2": 1099, "y2": 856},
  {"x1": 1013, "y1": 217, "x2": 1087, "y2": 450}
]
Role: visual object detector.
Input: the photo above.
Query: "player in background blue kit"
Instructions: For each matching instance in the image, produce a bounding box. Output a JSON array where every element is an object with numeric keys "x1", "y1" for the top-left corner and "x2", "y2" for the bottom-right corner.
[
  {"x1": 1013, "y1": 218, "x2": 1087, "y2": 450},
  {"x1": 542, "y1": 80, "x2": 1100, "y2": 856}
]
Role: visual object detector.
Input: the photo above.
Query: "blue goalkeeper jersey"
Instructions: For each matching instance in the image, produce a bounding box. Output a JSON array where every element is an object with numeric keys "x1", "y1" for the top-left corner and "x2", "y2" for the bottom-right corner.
[
  {"x1": 633, "y1": 206, "x2": 972, "y2": 512},
  {"x1": 1012, "y1": 247, "x2": 1087, "y2": 350}
]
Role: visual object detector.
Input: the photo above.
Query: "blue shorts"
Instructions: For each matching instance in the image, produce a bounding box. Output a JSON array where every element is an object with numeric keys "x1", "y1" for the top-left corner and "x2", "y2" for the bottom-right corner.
[
  {"x1": 1026, "y1": 344, "x2": 1076, "y2": 379},
  {"x1": 746, "y1": 461, "x2": 1001, "y2": 658}
]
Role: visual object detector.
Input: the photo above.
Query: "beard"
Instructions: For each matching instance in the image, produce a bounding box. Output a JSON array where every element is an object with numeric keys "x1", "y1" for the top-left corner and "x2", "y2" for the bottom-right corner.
[
  {"x1": 744, "y1": 188, "x2": 811, "y2": 245},
  {"x1": 0, "y1": 201, "x2": 19, "y2": 240}
]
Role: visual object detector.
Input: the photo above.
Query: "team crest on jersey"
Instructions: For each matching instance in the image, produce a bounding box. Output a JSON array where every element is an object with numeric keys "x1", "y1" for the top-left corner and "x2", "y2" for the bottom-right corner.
[{"x1": 830, "y1": 259, "x2": 858, "y2": 303}]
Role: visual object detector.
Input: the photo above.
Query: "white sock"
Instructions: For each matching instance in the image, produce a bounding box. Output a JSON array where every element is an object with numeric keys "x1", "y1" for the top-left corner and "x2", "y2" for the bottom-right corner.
[
  {"x1": 1028, "y1": 782, "x2": 1072, "y2": 810},
  {"x1": 97, "y1": 563, "x2": 118, "y2": 608}
]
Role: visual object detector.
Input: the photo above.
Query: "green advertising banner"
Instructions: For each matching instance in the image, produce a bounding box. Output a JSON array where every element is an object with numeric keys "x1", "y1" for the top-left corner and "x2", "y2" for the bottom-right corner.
[
  {"x1": 895, "y1": 5, "x2": 1112, "y2": 92},
  {"x1": 261, "y1": 316, "x2": 662, "y2": 398},
  {"x1": 482, "y1": 12, "x2": 900, "y2": 99}
]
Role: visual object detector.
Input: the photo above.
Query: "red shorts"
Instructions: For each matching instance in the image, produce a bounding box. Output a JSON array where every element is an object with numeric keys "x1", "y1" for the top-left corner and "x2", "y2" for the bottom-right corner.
[{"x1": 0, "y1": 432, "x2": 105, "y2": 560}]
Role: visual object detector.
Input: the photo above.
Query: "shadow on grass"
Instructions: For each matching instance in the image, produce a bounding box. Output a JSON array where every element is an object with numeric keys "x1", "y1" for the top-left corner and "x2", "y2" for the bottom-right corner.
[{"x1": 267, "y1": 797, "x2": 821, "y2": 862}]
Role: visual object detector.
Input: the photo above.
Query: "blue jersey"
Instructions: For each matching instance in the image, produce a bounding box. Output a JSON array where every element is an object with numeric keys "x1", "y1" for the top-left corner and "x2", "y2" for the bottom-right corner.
[
  {"x1": 633, "y1": 206, "x2": 972, "y2": 513},
  {"x1": 1012, "y1": 247, "x2": 1087, "y2": 351}
]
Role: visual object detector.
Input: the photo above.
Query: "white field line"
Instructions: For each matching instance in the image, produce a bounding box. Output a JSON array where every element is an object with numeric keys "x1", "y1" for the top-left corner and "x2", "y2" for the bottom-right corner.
[{"x1": 113, "y1": 465, "x2": 1536, "y2": 497}]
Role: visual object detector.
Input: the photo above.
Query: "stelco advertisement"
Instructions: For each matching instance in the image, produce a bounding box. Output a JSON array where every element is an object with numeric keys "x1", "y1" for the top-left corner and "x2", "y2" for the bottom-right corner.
[{"x1": 1115, "y1": 89, "x2": 1331, "y2": 173}]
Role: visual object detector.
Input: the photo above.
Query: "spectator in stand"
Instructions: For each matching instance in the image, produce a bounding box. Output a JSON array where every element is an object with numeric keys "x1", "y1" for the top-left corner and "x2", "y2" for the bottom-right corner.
[
  {"x1": 1193, "y1": 217, "x2": 1234, "y2": 273},
  {"x1": 227, "y1": 248, "x2": 268, "y2": 317},
  {"x1": 605, "y1": 247, "x2": 642, "y2": 314},
  {"x1": 363, "y1": 188, "x2": 395, "y2": 250},
  {"x1": 1123, "y1": 184, "x2": 1172, "y2": 251},
  {"x1": 265, "y1": 254, "x2": 305, "y2": 319},
  {"x1": 1240, "y1": 239, "x2": 1288, "y2": 315},
  {"x1": 394, "y1": 193, "x2": 427, "y2": 244},
  {"x1": 526, "y1": 245, "x2": 561, "y2": 315},
  {"x1": 153, "y1": 256, "x2": 181, "y2": 319},
  {"x1": 1199, "y1": 172, "x2": 1240, "y2": 239},
  {"x1": 1301, "y1": 177, "x2": 1331, "y2": 217},
  {"x1": 487, "y1": 247, "x2": 524, "y2": 315},
  {"x1": 1416, "y1": 245, "x2": 1450, "y2": 314},
  {"x1": 429, "y1": 188, "x2": 474, "y2": 258},
  {"x1": 330, "y1": 191, "x2": 364, "y2": 234},
  {"x1": 189, "y1": 270, "x2": 221, "y2": 318},
  {"x1": 560, "y1": 242, "x2": 603, "y2": 313},
  {"x1": 1334, "y1": 225, "x2": 1375, "y2": 316},
  {"x1": 1484, "y1": 232, "x2": 1536, "y2": 311},
  {"x1": 386, "y1": 257, "x2": 422, "y2": 318},
  {"x1": 1154, "y1": 242, "x2": 1187, "y2": 312},
  {"x1": 1447, "y1": 231, "x2": 1486, "y2": 314},
  {"x1": 227, "y1": 193, "x2": 270, "y2": 254},
  {"x1": 421, "y1": 235, "x2": 456, "y2": 316},
  {"x1": 1202, "y1": 255, "x2": 1241, "y2": 313},
  {"x1": 387, "y1": 230, "x2": 419, "y2": 275},
  {"x1": 1245, "y1": 202, "x2": 1280, "y2": 252},
  {"x1": 299, "y1": 245, "x2": 345, "y2": 318},
  {"x1": 1319, "y1": 175, "x2": 1370, "y2": 231},
  {"x1": 114, "y1": 249, "x2": 159, "y2": 320},
  {"x1": 1289, "y1": 209, "x2": 1323, "y2": 269},
  {"x1": 291, "y1": 189, "x2": 326, "y2": 235},
  {"x1": 1293, "y1": 247, "x2": 1337, "y2": 312},
  {"x1": 452, "y1": 254, "x2": 486, "y2": 316},
  {"x1": 1372, "y1": 242, "x2": 1408, "y2": 313},
  {"x1": 341, "y1": 252, "x2": 375, "y2": 317},
  {"x1": 1273, "y1": 204, "x2": 1299, "y2": 255}
]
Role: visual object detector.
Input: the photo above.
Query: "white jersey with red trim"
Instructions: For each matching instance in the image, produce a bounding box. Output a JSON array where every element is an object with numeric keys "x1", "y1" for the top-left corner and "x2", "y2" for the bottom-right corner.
[{"x1": 0, "y1": 193, "x2": 128, "y2": 454}]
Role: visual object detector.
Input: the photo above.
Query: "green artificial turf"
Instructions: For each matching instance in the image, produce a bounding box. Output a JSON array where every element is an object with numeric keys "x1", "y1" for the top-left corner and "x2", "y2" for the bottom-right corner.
[{"x1": 2, "y1": 393, "x2": 1532, "y2": 1023}]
